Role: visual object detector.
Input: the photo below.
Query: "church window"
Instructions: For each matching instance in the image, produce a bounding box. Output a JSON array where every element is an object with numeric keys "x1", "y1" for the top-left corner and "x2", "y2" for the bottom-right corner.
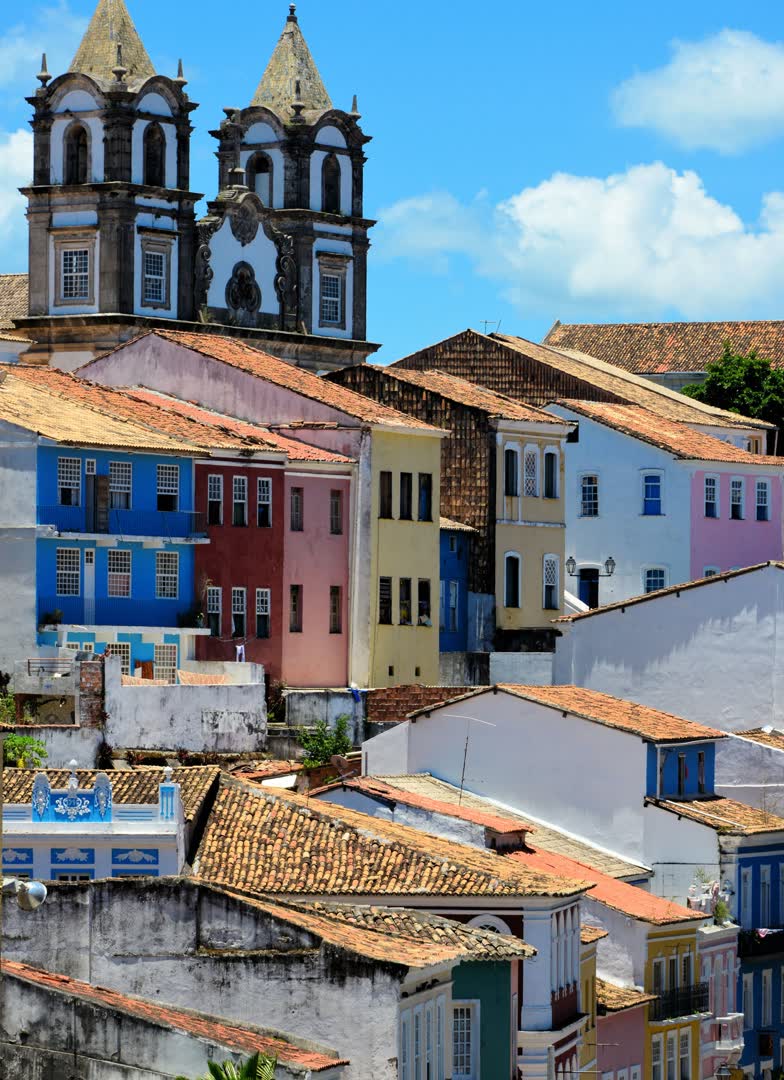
[
  {"x1": 321, "y1": 274, "x2": 341, "y2": 323},
  {"x1": 140, "y1": 237, "x2": 172, "y2": 309},
  {"x1": 64, "y1": 124, "x2": 89, "y2": 185},
  {"x1": 322, "y1": 153, "x2": 342, "y2": 214},
  {"x1": 62, "y1": 249, "x2": 90, "y2": 300},
  {"x1": 317, "y1": 252, "x2": 350, "y2": 330},
  {"x1": 143, "y1": 123, "x2": 166, "y2": 187},
  {"x1": 246, "y1": 152, "x2": 273, "y2": 206}
]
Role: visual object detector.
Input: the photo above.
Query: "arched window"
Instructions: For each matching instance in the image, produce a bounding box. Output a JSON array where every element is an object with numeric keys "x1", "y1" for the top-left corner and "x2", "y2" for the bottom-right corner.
[
  {"x1": 246, "y1": 152, "x2": 273, "y2": 206},
  {"x1": 65, "y1": 124, "x2": 89, "y2": 185},
  {"x1": 322, "y1": 153, "x2": 341, "y2": 214},
  {"x1": 504, "y1": 447, "x2": 519, "y2": 496},
  {"x1": 144, "y1": 123, "x2": 166, "y2": 187},
  {"x1": 504, "y1": 553, "x2": 521, "y2": 609}
]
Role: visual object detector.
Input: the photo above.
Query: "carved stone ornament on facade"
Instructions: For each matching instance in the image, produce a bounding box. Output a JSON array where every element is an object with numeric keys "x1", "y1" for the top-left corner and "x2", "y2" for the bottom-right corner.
[
  {"x1": 193, "y1": 214, "x2": 221, "y2": 314},
  {"x1": 225, "y1": 261, "x2": 262, "y2": 327},
  {"x1": 271, "y1": 224, "x2": 299, "y2": 329},
  {"x1": 229, "y1": 200, "x2": 260, "y2": 247}
]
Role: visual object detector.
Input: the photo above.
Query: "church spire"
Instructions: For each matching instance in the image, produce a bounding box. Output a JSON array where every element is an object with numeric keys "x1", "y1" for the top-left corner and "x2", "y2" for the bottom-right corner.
[
  {"x1": 251, "y1": 4, "x2": 332, "y2": 116},
  {"x1": 70, "y1": 0, "x2": 155, "y2": 87}
]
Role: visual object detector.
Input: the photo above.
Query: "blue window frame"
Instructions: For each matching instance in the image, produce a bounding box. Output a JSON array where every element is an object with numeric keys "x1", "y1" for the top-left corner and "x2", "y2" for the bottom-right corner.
[{"x1": 643, "y1": 474, "x2": 663, "y2": 516}]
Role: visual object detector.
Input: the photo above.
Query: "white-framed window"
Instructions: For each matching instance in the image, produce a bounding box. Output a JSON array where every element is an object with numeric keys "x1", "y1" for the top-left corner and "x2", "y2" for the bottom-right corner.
[
  {"x1": 452, "y1": 1003, "x2": 477, "y2": 1079},
  {"x1": 504, "y1": 552, "x2": 521, "y2": 609},
  {"x1": 58, "y1": 457, "x2": 81, "y2": 506},
  {"x1": 330, "y1": 489, "x2": 343, "y2": 535},
  {"x1": 256, "y1": 588, "x2": 270, "y2": 639},
  {"x1": 651, "y1": 1036, "x2": 663, "y2": 1080},
  {"x1": 142, "y1": 249, "x2": 166, "y2": 305},
  {"x1": 543, "y1": 554, "x2": 559, "y2": 611},
  {"x1": 743, "y1": 972, "x2": 754, "y2": 1028},
  {"x1": 232, "y1": 476, "x2": 248, "y2": 527},
  {"x1": 207, "y1": 586, "x2": 221, "y2": 637},
  {"x1": 153, "y1": 643, "x2": 177, "y2": 684},
  {"x1": 62, "y1": 247, "x2": 90, "y2": 300},
  {"x1": 207, "y1": 474, "x2": 223, "y2": 525},
  {"x1": 741, "y1": 867, "x2": 752, "y2": 929},
  {"x1": 56, "y1": 548, "x2": 80, "y2": 595},
  {"x1": 762, "y1": 865, "x2": 772, "y2": 927},
  {"x1": 617, "y1": 1069, "x2": 628, "y2": 1080},
  {"x1": 580, "y1": 473, "x2": 598, "y2": 516},
  {"x1": 85, "y1": 459, "x2": 96, "y2": 476},
  {"x1": 731, "y1": 477, "x2": 745, "y2": 520},
  {"x1": 436, "y1": 995, "x2": 446, "y2": 1080},
  {"x1": 321, "y1": 273, "x2": 342, "y2": 324},
  {"x1": 290, "y1": 486, "x2": 304, "y2": 531},
  {"x1": 400, "y1": 1009, "x2": 411, "y2": 1080},
  {"x1": 703, "y1": 566, "x2": 720, "y2": 577},
  {"x1": 232, "y1": 587, "x2": 247, "y2": 638},
  {"x1": 644, "y1": 567, "x2": 667, "y2": 594},
  {"x1": 679, "y1": 1030, "x2": 690, "y2": 1080},
  {"x1": 666, "y1": 1031, "x2": 677, "y2": 1080},
  {"x1": 155, "y1": 551, "x2": 179, "y2": 599},
  {"x1": 108, "y1": 461, "x2": 132, "y2": 510},
  {"x1": 544, "y1": 447, "x2": 559, "y2": 498},
  {"x1": 762, "y1": 968, "x2": 773, "y2": 1027},
  {"x1": 504, "y1": 445, "x2": 519, "y2": 497},
  {"x1": 258, "y1": 477, "x2": 272, "y2": 528},
  {"x1": 757, "y1": 479, "x2": 771, "y2": 521},
  {"x1": 448, "y1": 580, "x2": 459, "y2": 632},
  {"x1": 107, "y1": 549, "x2": 131, "y2": 597},
  {"x1": 642, "y1": 471, "x2": 663, "y2": 515},
  {"x1": 157, "y1": 464, "x2": 179, "y2": 512},
  {"x1": 523, "y1": 446, "x2": 539, "y2": 497},
  {"x1": 104, "y1": 641, "x2": 131, "y2": 676},
  {"x1": 704, "y1": 475, "x2": 719, "y2": 518}
]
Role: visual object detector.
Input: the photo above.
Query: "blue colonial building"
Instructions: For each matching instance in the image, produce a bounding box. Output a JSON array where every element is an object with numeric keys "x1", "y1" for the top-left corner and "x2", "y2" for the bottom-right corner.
[{"x1": 439, "y1": 518, "x2": 472, "y2": 655}]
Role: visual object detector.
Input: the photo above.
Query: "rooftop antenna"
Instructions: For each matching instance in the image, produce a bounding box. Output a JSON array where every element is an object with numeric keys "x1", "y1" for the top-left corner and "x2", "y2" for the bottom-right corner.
[
  {"x1": 441, "y1": 713, "x2": 497, "y2": 805},
  {"x1": 481, "y1": 319, "x2": 501, "y2": 335}
]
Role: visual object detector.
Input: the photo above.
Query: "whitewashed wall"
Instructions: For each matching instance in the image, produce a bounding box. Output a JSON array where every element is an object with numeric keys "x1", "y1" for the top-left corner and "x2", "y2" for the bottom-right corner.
[
  {"x1": 643, "y1": 804, "x2": 719, "y2": 906},
  {"x1": 0, "y1": 420, "x2": 39, "y2": 672},
  {"x1": 715, "y1": 735, "x2": 784, "y2": 813}
]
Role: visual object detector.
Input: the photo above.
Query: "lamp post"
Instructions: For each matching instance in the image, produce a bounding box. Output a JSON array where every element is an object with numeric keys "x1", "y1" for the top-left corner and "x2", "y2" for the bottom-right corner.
[{"x1": 565, "y1": 555, "x2": 616, "y2": 579}]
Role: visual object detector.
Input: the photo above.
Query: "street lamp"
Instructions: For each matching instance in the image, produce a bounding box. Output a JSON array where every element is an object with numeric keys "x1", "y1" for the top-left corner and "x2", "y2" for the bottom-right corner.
[{"x1": 565, "y1": 555, "x2": 616, "y2": 578}]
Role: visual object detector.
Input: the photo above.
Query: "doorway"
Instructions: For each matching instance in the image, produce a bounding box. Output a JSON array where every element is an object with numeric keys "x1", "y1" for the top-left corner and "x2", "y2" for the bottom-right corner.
[{"x1": 578, "y1": 568, "x2": 599, "y2": 609}]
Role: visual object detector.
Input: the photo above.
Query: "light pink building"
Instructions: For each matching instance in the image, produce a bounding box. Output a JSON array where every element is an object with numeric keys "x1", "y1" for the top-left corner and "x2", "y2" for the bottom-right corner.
[
  {"x1": 697, "y1": 924, "x2": 744, "y2": 1079},
  {"x1": 691, "y1": 470, "x2": 783, "y2": 579},
  {"x1": 596, "y1": 990, "x2": 649, "y2": 1080}
]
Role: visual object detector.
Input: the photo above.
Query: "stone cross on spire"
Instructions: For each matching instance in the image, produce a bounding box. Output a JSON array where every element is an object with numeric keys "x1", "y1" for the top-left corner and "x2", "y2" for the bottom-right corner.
[{"x1": 70, "y1": 0, "x2": 155, "y2": 87}]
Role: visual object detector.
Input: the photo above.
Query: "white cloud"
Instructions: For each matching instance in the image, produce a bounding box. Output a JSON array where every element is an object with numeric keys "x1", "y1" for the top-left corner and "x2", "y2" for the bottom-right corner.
[
  {"x1": 0, "y1": 129, "x2": 33, "y2": 239},
  {"x1": 612, "y1": 30, "x2": 784, "y2": 154},
  {"x1": 0, "y1": 2, "x2": 87, "y2": 90},
  {"x1": 376, "y1": 162, "x2": 784, "y2": 322}
]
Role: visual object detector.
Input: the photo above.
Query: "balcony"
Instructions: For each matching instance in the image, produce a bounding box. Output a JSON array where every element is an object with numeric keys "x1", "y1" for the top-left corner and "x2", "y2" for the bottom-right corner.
[
  {"x1": 37, "y1": 596, "x2": 200, "y2": 630},
  {"x1": 39, "y1": 506, "x2": 207, "y2": 540},
  {"x1": 714, "y1": 1014, "x2": 744, "y2": 1054},
  {"x1": 649, "y1": 983, "x2": 710, "y2": 1022}
]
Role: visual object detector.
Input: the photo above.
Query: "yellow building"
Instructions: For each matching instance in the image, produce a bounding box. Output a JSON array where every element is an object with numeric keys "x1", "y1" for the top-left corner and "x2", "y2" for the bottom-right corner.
[
  {"x1": 580, "y1": 925, "x2": 605, "y2": 1075},
  {"x1": 645, "y1": 922, "x2": 705, "y2": 1080}
]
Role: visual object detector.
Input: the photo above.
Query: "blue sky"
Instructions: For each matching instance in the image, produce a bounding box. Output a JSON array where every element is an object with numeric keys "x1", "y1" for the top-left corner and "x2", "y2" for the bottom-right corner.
[{"x1": 2, "y1": 1, "x2": 784, "y2": 362}]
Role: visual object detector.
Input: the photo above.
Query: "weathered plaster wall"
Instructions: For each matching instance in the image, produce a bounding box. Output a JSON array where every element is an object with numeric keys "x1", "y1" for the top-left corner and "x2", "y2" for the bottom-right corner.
[
  {"x1": 488, "y1": 651, "x2": 554, "y2": 685},
  {"x1": 4, "y1": 723, "x2": 103, "y2": 767},
  {"x1": 284, "y1": 689, "x2": 364, "y2": 746},
  {"x1": 715, "y1": 736, "x2": 784, "y2": 813},
  {"x1": 0, "y1": 420, "x2": 39, "y2": 673}
]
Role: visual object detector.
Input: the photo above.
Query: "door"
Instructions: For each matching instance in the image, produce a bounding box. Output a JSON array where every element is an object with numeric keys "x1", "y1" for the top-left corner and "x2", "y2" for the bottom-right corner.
[
  {"x1": 84, "y1": 548, "x2": 95, "y2": 623},
  {"x1": 578, "y1": 568, "x2": 599, "y2": 608}
]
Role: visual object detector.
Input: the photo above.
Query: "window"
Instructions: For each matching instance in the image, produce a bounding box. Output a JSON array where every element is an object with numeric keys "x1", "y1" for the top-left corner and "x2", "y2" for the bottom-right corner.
[
  {"x1": 155, "y1": 551, "x2": 178, "y2": 599},
  {"x1": 379, "y1": 471, "x2": 393, "y2": 518},
  {"x1": 246, "y1": 152, "x2": 272, "y2": 205},
  {"x1": 544, "y1": 449, "x2": 558, "y2": 498},
  {"x1": 233, "y1": 476, "x2": 248, "y2": 526},
  {"x1": 153, "y1": 643, "x2": 177, "y2": 684},
  {"x1": 453, "y1": 1005, "x2": 474, "y2": 1079},
  {"x1": 682, "y1": 953, "x2": 692, "y2": 988},
  {"x1": 703, "y1": 566, "x2": 720, "y2": 577},
  {"x1": 157, "y1": 464, "x2": 179, "y2": 512},
  {"x1": 677, "y1": 753, "x2": 686, "y2": 797},
  {"x1": 64, "y1": 123, "x2": 89, "y2": 185},
  {"x1": 207, "y1": 475, "x2": 223, "y2": 525},
  {"x1": 58, "y1": 457, "x2": 81, "y2": 506},
  {"x1": 743, "y1": 973, "x2": 754, "y2": 1028},
  {"x1": 644, "y1": 568, "x2": 667, "y2": 594},
  {"x1": 379, "y1": 577, "x2": 392, "y2": 624},
  {"x1": 104, "y1": 641, "x2": 131, "y2": 676},
  {"x1": 256, "y1": 588, "x2": 270, "y2": 638},
  {"x1": 329, "y1": 586, "x2": 342, "y2": 634},
  {"x1": 107, "y1": 550, "x2": 131, "y2": 598},
  {"x1": 448, "y1": 581, "x2": 459, "y2": 632},
  {"x1": 652, "y1": 958, "x2": 665, "y2": 996},
  {"x1": 631, "y1": 1069, "x2": 642, "y2": 1080},
  {"x1": 762, "y1": 866, "x2": 772, "y2": 927},
  {"x1": 697, "y1": 751, "x2": 706, "y2": 795},
  {"x1": 57, "y1": 239, "x2": 94, "y2": 304},
  {"x1": 504, "y1": 447, "x2": 519, "y2": 497},
  {"x1": 543, "y1": 554, "x2": 559, "y2": 610},
  {"x1": 524, "y1": 447, "x2": 539, "y2": 497},
  {"x1": 741, "y1": 868, "x2": 752, "y2": 929},
  {"x1": 666, "y1": 1032, "x2": 677, "y2": 1080},
  {"x1": 399, "y1": 578, "x2": 412, "y2": 625},
  {"x1": 142, "y1": 249, "x2": 166, "y2": 305},
  {"x1": 418, "y1": 473, "x2": 433, "y2": 521},
  {"x1": 258, "y1": 478, "x2": 272, "y2": 528},
  {"x1": 290, "y1": 487, "x2": 303, "y2": 531},
  {"x1": 56, "y1": 872, "x2": 91, "y2": 882},
  {"x1": 143, "y1": 122, "x2": 165, "y2": 187},
  {"x1": 668, "y1": 955, "x2": 678, "y2": 991},
  {"x1": 320, "y1": 272, "x2": 343, "y2": 325},
  {"x1": 731, "y1": 478, "x2": 745, "y2": 520},
  {"x1": 763, "y1": 969, "x2": 773, "y2": 1026},
  {"x1": 330, "y1": 490, "x2": 343, "y2": 535},
  {"x1": 580, "y1": 474, "x2": 598, "y2": 516},
  {"x1": 289, "y1": 585, "x2": 303, "y2": 633},
  {"x1": 232, "y1": 587, "x2": 246, "y2": 637},
  {"x1": 643, "y1": 472, "x2": 663, "y2": 515},
  {"x1": 207, "y1": 586, "x2": 221, "y2": 637},
  {"x1": 56, "y1": 548, "x2": 80, "y2": 596},
  {"x1": 418, "y1": 579, "x2": 432, "y2": 625},
  {"x1": 400, "y1": 1011, "x2": 410, "y2": 1080},
  {"x1": 436, "y1": 997, "x2": 445, "y2": 1080},
  {"x1": 109, "y1": 461, "x2": 132, "y2": 510},
  {"x1": 505, "y1": 553, "x2": 521, "y2": 608},
  {"x1": 704, "y1": 476, "x2": 718, "y2": 518},
  {"x1": 322, "y1": 152, "x2": 341, "y2": 214},
  {"x1": 414, "y1": 1009, "x2": 422, "y2": 1080},
  {"x1": 679, "y1": 1031, "x2": 690, "y2": 1080},
  {"x1": 400, "y1": 472, "x2": 413, "y2": 519},
  {"x1": 757, "y1": 480, "x2": 771, "y2": 521},
  {"x1": 425, "y1": 1003, "x2": 433, "y2": 1080}
]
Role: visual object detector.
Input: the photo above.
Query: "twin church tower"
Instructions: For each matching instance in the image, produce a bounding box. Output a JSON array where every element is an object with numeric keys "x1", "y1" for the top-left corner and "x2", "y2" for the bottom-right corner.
[{"x1": 15, "y1": 0, "x2": 375, "y2": 370}]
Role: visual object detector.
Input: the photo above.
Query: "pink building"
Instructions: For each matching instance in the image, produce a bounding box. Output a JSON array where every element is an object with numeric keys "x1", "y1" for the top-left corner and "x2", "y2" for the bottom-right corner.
[
  {"x1": 691, "y1": 470, "x2": 783, "y2": 579},
  {"x1": 698, "y1": 925, "x2": 744, "y2": 1079},
  {"x1": 596, "y1": 985, "x2": 650, "y2": 1080}
]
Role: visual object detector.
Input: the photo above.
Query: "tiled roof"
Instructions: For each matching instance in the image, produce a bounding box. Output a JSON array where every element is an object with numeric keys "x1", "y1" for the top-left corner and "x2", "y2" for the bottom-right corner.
[
  {"x1": 2, "y1": 960, "x2": 346, "y2": 1073},
  {"x1": 89, "y1": 331, "x2": 442, "y2": 432},
  {"x1": 581, "y1": 925, "x2": 609, "y2": 944},
  {"x1": 365, "y1": 685, "x2": 478, "y2": 726},
  {"x1": 69, "y1": 0, "x2": 155, "y2": 88},
  {"x1": 544, "y1": 319, "x2": 784, "y2": 376},
  {"x1": 648, "y1": 796, "x2": 784, "y2": 835},
  {"x1": 194, "y1": 780, "x2": 589, "y2": 899},
  {"x1": 251, "y1": 8, "x2": 332, "y2": 115},
  {"x1": 554, "y1": 400, "x2": 783, "y2": 467},
  {"x1": 736, "y1": 728, "x2": 784, "y2": 751},
  {"x1": 596, "y1": 978, "x2": 657, "y2": 1013},
  {"x1": 508, "y1": 848, "x2": 704, "y2": 925},
  {"x1": 0, "y1": 274, "x2": 28, "y2": 328},
  {"x1": 440, "y1": 516, "x2": 478, "y2": 533},
  {"x1": 358, "y1": 775, "x2": 649, "y2": 879},
  {"x1": 555, "y1": 562, "x2": 783, "y2": 623},
  {"x1": 230, "y1": 759, "x2": 304, "y2": 781},
  {"x1": 3, "y1": 766, "x2": 220, "y2": 825}
]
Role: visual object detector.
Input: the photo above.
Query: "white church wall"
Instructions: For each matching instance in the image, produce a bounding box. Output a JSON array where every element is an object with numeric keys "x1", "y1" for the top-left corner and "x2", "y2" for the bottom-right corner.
[
  {"x1": 309, "y1": 149, "x2": 352, "y2": 214},
  {"x1": 206, "y1": 217, "x2": 280, "y2": 316}
]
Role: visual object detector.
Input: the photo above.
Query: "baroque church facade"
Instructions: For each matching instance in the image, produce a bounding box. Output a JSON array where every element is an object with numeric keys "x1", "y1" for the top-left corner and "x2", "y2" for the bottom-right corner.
[{"x1": 7, "y1": 0, "x2": 377, "y2": 371}]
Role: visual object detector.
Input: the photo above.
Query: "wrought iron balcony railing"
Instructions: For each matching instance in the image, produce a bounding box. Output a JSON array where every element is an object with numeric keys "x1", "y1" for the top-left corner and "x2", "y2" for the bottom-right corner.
[
  {"x1": 649, "y1": 983, "x2": 710, "y2": 1022},
  {"x1": 38, "y1": 506, "x2": 207, "y2": 539}
]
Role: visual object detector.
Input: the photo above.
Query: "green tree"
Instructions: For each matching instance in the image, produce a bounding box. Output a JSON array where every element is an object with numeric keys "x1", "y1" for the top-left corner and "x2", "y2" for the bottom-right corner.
[
  {"x1": 2, "y1": 734, "x2": 48, "y2": 768},
  {"x1": 177, "y1": 1053, "x2": 277, "y2": 1080},
  {"x1": 298, "y1": 715, "x2": 353, "y2": 767},
  {"x1": 683, "y1": 343, "x2": 784, "y2": 431}
]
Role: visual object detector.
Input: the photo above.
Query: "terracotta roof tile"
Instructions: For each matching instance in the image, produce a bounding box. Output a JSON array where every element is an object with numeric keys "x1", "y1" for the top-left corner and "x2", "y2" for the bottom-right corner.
[
  {"x1": 736, "y1": 728, "x2": 784, "y2": 751},
  {"x1": 194, "y1": 780, "x2": 588, "y2": 899},
  {"x1": 544, "y1": 319, "x2": 784, "y2": 377},
  {"x1": 648, "y1": 796, "x2": 784, "y2": 835},
  {"x1": 2, "y1": 959, "x2": 346, "y2": 1072},
  {"x1": 3, "y1": 766, "x2": 220, "y2": 825},
  {"x1": 554, "y1": 400, "x2": 783, "y2": 466},
  {"x1": 0, "y1": 274, "x2": 28, "y2": 328},
  {"x1": 581, "y1": 925, "x2": 609, "y2": 944},
  {"x1": 440, "y1": 517, "x2": 479, "y2": 533},
  {"x1": 231, "y1": 759, "x2": 304, "y2": 781},
  {"x1": 596, "y1": 978, "x2": 657, "y2": 1012},
  {"x1": 365, "y1": 685, "x2": 478, "y2": 726}
]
